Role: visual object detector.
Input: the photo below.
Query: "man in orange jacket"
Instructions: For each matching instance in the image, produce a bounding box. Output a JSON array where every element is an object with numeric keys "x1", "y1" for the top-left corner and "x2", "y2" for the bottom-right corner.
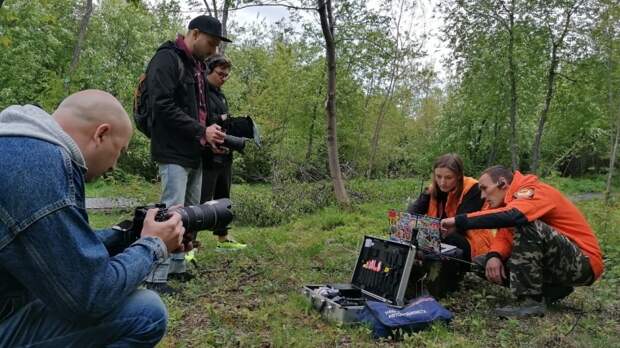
[{"x1": 441, "y1": 165, "x2": 604, "y2": 318}]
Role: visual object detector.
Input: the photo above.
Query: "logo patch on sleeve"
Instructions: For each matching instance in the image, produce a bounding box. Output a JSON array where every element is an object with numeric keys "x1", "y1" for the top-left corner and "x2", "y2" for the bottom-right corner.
[{"x1": 514, "y1": 188, "x2": 535, "y2": 199}]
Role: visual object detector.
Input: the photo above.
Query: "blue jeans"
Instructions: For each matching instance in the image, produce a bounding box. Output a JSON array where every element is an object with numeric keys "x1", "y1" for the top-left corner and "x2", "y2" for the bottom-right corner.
[
  {"x1": 145, "y1": 163, "x2": 202, "y2": 283},
  {"x1": 0, "y1": 289, "x2": 167, "y2": 347}
]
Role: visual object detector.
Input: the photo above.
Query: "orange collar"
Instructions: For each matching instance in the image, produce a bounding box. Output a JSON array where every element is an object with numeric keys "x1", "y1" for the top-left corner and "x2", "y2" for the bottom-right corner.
[{"x1": 428, "y1": 176, "x2": 478, "y2": 218}]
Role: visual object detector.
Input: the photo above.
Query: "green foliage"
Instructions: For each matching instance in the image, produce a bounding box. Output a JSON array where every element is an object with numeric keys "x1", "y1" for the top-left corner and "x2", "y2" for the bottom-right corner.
[
  {"x1": 439, "y1": 0, "x2": 620, "y2": 175},
  {"x1": 119, "y1": 132, "x2": 158, "y2": 181},
  {"x1": 229, "y1": 176, "x2": 434, "y2": 227},
  {"x1": 231, "y1": 180, "x2": 335, "y2": 227},
  {"x1": 71, "y1": 0, "x2": 182, "y2": 179},
  {"x1": 3, "y1": 0, "x2": 618, "y2": 202},
  {"x1": 0, "y1": 0, "x2": 76, "y2": 109},
  {"x1": 543, "y1": 173, "x2": 609, "y2": 194},
  {"x1": 1, "y1": 0, "x2": 182, "y2": 179}
]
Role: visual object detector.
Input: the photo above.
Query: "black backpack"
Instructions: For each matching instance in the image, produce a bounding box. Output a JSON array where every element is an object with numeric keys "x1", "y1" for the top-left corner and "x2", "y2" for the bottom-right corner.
[{"x1": 133, "y1": 51, "x2": 185, "y2": 138}]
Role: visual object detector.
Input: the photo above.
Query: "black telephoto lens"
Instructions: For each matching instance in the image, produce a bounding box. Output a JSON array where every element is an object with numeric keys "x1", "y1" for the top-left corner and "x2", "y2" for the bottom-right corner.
[
  {"x1": 222, "y1": 134, "x2": 246, "y2": 152},
  {"x1": 174, "y1": 198, "x2": 233, "y2": 232}
]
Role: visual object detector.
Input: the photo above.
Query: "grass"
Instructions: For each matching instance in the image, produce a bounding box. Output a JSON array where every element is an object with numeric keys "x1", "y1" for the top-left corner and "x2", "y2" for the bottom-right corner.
[
  {"x1": 87, "y1": 177, "x2": 620, "y2": 347},
  {"x1": 86, "y1": 174, "x2": 161, "y2": 203}
]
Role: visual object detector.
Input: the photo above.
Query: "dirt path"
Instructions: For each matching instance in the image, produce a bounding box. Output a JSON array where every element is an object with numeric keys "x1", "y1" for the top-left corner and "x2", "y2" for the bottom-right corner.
[
  {"x1": 85, "y1": 197, "x2": 138, "y2": 211},
  {"x1": 570, "y1": 192, "x2": 605, "y2": 202}
]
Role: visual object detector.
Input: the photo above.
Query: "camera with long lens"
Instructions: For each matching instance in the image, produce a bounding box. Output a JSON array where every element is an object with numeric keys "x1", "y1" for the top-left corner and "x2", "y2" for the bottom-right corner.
[
  {"x1": 222, "y1": 133, "x2": 247, "y2": 152},
  {"x1": 121, "y1": 198, "x2": 234, "y2": 244},
  {"x1": 213, "y1": 114, "x2": 261, "y2": 154}
]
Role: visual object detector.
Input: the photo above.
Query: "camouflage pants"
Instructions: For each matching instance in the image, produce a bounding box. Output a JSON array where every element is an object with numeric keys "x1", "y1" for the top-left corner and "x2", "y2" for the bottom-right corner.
[{"x1": 509, "y1": 220, "x2": 594, "y2": 298}]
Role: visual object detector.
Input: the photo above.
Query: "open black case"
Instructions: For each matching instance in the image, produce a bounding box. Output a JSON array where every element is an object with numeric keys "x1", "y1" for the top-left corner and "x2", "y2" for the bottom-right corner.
[{"x1": 303, "y1": 235, "x2": 416, "y2": 324}]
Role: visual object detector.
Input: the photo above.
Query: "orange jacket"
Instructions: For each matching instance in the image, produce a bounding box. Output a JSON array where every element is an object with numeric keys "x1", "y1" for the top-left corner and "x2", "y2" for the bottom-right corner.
[
  {"x1": 457, "y1": 171, "x2": 604, "y2": 279},
  {"x1": 427, "y1": 177, "x2": 494, "y2": 258},
  {"x1": 428, "y1": 176, "x2": 479, "y2": 218},
  {"x1": 465, "y1": 226, "x2": 495, "y2": 258},
  {"x1": 488, "y1": 228, "x2": 513, "y2": 261}
]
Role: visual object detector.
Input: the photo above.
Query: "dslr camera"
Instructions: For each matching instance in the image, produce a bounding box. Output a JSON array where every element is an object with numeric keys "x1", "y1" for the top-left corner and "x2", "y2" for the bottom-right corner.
[
  {"x1": 119, "y1": 198, "x2": 234, "y2": 244},
  {"x1": 213, "y1": 114, "x2": 261, "y2": 153}
]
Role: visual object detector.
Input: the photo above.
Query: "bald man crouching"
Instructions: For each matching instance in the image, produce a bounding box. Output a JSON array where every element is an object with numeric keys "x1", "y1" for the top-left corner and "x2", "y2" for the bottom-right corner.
[{"x1": 0, "y1": 90, "x2": 185, "y2": 347}]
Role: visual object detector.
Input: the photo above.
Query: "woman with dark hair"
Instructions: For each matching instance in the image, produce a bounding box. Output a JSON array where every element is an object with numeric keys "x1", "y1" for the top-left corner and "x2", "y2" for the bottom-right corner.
[{"x1": 407, "y1": 153, "x2": 494, "y2": 295}]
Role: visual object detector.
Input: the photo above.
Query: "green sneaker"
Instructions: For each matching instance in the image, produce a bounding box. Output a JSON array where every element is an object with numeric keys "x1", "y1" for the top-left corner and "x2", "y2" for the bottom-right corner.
[{"x1": 216, "y1": 239, "x2": 247, "y2": 252}]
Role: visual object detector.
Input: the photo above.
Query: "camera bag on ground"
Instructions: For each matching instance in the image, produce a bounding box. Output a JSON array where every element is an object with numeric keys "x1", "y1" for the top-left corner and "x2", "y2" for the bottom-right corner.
[
  {"x1": 303, "y1": 236, "x2": 419, "y2": 325},
  {"x1": 358, "y1": 296, "x2": 453, "y2": 339},
  {"x1": 133, "y1": 50, "x2": 185, "y2": 138}
]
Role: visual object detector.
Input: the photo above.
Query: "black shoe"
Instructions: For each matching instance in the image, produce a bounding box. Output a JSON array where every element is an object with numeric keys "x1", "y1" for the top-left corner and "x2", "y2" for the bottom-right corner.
[
  {"x1": 543, "y1": 285, "x2": 574, "y2": 305},
  {"x1": 494, "y1": 297, "x2": 546, "y2": 318},
  {"x1": 145, "y1": 282, "x2": 178, "y2": 295},
  {"x1": 168, "y1": 272, "x2": 195, "y2": 283}
]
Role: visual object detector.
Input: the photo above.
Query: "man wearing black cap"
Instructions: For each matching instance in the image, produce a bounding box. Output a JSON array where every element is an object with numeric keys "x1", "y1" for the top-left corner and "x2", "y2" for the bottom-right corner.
[{"x1": 143, "y1": 15, "x2": 232, "y2": 294}]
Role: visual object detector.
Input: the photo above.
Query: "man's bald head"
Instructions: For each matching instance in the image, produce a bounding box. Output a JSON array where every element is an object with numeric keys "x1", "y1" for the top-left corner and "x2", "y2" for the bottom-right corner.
[
  {"x1": 53, "y1": 90, "x2": 133, "y2": 181},
  {"x1": 53, "y1": 90, "x2": 132, "y2": 134}
]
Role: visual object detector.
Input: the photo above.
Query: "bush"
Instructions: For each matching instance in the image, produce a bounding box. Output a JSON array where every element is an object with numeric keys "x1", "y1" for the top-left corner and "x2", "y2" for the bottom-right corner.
[
  {"x1": 542, "y1": 173, "x2": 608, "y2": 194},
  {"x1": 231, "y1": 184, "x2": 285, "y2": 226},
  {"x1": 347, "y1": 177, "x2": 425, "y2": 205},
  {"x1": 231, "y1": 181, "x2": 334, "y2": 227},
  {"x1": 118, "y1": 132, "x2": 158, "y2": 181},
  {"x1": 229, "y1": 178, "x2": 426, "y2": 227}
]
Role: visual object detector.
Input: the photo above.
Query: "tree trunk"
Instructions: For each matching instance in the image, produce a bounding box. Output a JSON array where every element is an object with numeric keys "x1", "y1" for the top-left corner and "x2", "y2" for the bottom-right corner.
[
  {"x1": 0, "y1": 1, "x2": 5, "y2": 9},
  {"x1": 202, "y1": 0, "x2": 213, "y2": 16},
  {"x1": 318, "y1": 0, "x2": 350, "y2": 205},
  {"x1": 606, "y1": 109, "x2": 620, "y2": 204},
  {"x1": 211, "y1": 0, "x2": 218, "y2": 18},
  {"x1": 220, "y1": 0, "x2": 230, "y2": 53},
  {"x1": 487, "y1": 114, "x2": 501, "y2": 166},
  {"x1": 530, "y1": 46, "x2": 558, "y2": 173},
  {"x1": 305, "y1": 104, "x2": 318, "y2": 162},
  {"x1": 353, "y1": 77, "x2": 375, "y2": 169},
  {"x1": 306, "y1": 84, "x2": 323, "y2": 161},
  {"x1": 530, "y1": 6, "x2": 575, "y2": 174},
  {"x1": 366, "y1": 0, "x2": 405, "y2": 178},
  {"x1": 366, "y1": 72, "x2": 397, "y2": 178},
  {"x1": 605, "y1": 31, "x2": 618, "y2": 205},
  {"x1": 64, "y1": 0, "x2": 93, "y2": 94},
  {"x1": 507, "y1": 0, "x2": 519, "y2": 171}
]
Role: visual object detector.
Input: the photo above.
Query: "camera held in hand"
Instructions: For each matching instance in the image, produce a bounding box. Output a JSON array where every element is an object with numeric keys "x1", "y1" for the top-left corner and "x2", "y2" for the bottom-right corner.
[
  {"x1": 214, "y1": 114, "x2": 261, "y2": 153},
  {"x1": 120, "y1": 198, "x2": 234, "y2": 244}
]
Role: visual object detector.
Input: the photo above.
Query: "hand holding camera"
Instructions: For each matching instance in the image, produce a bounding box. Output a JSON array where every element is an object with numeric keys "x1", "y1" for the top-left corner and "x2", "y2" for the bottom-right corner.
[
  {"x1": 205, "y1": 123, "x2": 226, "y2": 149},
  {"x1": 210, "y1": 114, "x2": 261, "y2": 155},
  {"x1": 163, "y1": 204, "x2": 196, "y2": 252},
  {"x1": 121, "y1": 199, "x2": 234, "y2": 252},
  {"x1": 140, "y1": 208, "x2": 185, "y2": 252}
]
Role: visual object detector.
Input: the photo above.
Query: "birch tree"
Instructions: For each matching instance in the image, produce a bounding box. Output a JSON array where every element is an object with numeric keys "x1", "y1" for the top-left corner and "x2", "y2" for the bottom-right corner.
[{"x1": 65, "y1": 0, "x2": 93, "y2": 93}]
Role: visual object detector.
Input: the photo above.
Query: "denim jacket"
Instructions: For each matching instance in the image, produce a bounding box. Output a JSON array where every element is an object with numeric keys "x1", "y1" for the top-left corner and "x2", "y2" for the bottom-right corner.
[{"x1": 0, "y1": 105, "x2": 168, "y2": 323}]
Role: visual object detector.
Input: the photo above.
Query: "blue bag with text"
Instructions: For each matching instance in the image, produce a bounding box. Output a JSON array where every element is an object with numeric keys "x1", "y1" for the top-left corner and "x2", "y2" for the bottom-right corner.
[{"x1": 358, "y1": 296, "x2": 453, "y2": 339}]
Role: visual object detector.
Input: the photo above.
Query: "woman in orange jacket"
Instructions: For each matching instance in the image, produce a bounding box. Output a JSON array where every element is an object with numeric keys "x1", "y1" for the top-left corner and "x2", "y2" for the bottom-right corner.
[{"x1": 407, "y1": 153, "x2": 494, "y2": 293}]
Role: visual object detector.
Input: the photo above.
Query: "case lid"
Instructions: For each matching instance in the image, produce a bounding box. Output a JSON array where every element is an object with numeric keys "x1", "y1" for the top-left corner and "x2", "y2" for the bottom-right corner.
[
  {"x1": 390, "y1": 213, "x2": 441, "y2": 254},
  {"x1": 351, "y1": 236, "x2": 415, "y2": 306}
]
